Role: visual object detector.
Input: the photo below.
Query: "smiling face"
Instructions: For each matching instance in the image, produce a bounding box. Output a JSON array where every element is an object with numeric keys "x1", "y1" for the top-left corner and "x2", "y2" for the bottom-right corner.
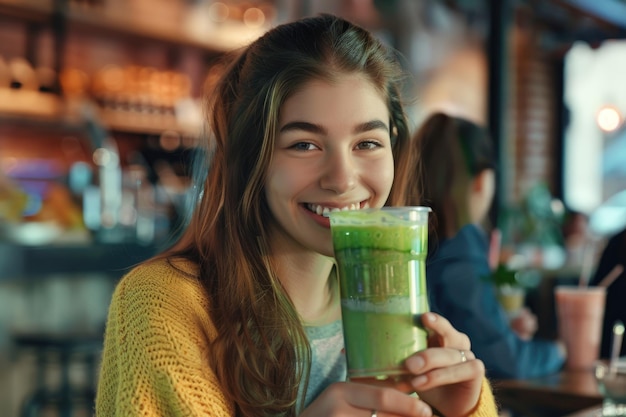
[{"x1": 265, "y1": 74, "x2": 394, "y2": 257}]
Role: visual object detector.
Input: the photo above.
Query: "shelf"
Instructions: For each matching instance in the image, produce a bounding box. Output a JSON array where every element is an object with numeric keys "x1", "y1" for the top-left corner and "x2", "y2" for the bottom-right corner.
[
  {"x1": 0, "y1": 90, "x2": 201, "y2": 138},
  {"x1": 100, "y1": 109, "x2": 201, "y2": 138},
  {"x1": 0, "y1": 0, "x2": 263, "y2": 53},
  {"x1": 0, "y1": 0, "x2": 52, "y2": 23},
  {"x1": 0, "y1": 89, "x2": 64, "y2": 119},
  {"x1": 0, "y1": 241, "x2": 160, "y2": 279},
  {"x1": 65, "y1": 7, "x2": 236, "y2": 53}
]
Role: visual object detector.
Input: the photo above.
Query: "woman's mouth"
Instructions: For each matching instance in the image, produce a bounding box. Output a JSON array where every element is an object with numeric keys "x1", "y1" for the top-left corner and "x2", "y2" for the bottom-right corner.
[{"x1": 305, "y1": 202, "x2": 369, "y2": 217}]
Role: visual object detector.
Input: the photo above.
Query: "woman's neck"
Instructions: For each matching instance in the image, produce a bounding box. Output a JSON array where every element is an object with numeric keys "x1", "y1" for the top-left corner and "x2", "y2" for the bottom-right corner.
[
  {"x1": 300, "y1": 268, "x2": 341, "y2": 326},
  {"x1": 269, "y1": 242, "x2": 340, "y2": 326}
]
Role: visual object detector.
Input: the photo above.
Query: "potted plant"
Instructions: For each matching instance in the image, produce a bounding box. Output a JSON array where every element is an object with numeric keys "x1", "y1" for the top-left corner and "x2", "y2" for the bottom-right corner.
[{"x1": 488, "y1": 263, "x2": 541, "y2": 318}]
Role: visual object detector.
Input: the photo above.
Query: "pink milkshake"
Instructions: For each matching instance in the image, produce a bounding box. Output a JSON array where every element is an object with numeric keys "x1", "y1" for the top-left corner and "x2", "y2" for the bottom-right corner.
[{"x1": 555, "y1": 286, "x2": 606, "y2": 370}]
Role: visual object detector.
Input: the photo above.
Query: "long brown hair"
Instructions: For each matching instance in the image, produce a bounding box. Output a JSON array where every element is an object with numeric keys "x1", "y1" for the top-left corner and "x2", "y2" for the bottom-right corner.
[
  {"x1": 163, "y1": 14, "x2": 412, "y2": 417},
  {"x1": 410, "y1": 112, "x2": 495, "y2": 241}
]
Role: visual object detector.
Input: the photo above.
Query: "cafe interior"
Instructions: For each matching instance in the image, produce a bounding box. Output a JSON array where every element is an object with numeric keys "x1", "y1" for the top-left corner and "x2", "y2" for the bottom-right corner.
[{"x1": 1, "y1": 0, "x2": 626, "y2": 416}]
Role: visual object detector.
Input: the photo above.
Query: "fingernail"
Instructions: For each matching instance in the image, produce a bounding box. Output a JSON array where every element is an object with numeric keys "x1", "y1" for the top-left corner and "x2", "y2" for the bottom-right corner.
[
  {"x1": 412, "y1": 375, "x2": 427, "y2": 387},
  {"x1": 405, "y1": 355, "x2": 425, "y2": 371},
  {"x1": 417, "y1": 401, "x2": 432, "y2": 416},
  {"x1": 423, "y1": 312, "x2": 436, "y2": 322}
]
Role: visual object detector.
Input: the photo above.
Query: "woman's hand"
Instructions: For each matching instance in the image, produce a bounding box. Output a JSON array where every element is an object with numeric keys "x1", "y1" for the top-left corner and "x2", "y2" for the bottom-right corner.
[
  {"x1": 403, "y1": 312, "x2": 485, "y2": 417},
  {"x1": 301, "y1": 381, "x2": 433, "y2": 417},
  {"x1": 301, "y1": 312, "x2": 485, "y2": 417},
  {"x1": 509, "y1": 307, "x2": 538, "y2": 341}
]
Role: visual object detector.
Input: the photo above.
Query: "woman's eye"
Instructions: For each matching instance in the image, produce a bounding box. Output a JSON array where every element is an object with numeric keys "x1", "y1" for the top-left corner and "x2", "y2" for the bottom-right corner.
[
  {"x1": 290, "y1": 142, "x2": 318, "y2": 151},
  {"x1": 356, "y1": 140, "x2": 382, "y2": 150}
]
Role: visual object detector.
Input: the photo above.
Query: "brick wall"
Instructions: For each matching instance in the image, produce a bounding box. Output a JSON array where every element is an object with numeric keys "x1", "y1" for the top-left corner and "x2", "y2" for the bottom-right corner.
[{"x1": 507, "y1": 21, "x2": 560, "y2": 204}]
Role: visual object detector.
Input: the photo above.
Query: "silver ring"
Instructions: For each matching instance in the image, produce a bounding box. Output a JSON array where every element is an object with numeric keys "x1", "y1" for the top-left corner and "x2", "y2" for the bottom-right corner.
[
  {"x1": 459, "y1": 349, "x2": 467, "y2": 363},
  {"x1": 371, "y1": 410, "x2": 378, "y2": 417}
]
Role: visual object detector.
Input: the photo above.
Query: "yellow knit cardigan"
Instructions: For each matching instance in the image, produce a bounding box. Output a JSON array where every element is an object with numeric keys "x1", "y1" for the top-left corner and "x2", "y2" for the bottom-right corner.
[{"x1": 96, "y1": 259, "x2": 499, "y2": 416}]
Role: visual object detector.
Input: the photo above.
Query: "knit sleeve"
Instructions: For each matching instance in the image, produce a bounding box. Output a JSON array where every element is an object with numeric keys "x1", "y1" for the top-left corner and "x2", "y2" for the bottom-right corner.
[
  {"x1": 95, "y1": 260, "x2": 234, "y2": 417},
  {"x1": 466, "y1": 378, "x2": 499, "y2": 417}
]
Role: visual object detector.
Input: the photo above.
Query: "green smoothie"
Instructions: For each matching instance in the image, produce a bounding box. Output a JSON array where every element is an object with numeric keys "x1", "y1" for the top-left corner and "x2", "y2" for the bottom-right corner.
[{"x1": 330, "y1": 207, "x2": 431, "y2": 381}]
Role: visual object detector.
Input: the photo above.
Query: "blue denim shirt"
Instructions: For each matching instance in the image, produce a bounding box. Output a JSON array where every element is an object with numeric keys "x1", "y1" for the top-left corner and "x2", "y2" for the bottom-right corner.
[{"x1": 426, "y1": 224, "x2": 565, "y2": 379}]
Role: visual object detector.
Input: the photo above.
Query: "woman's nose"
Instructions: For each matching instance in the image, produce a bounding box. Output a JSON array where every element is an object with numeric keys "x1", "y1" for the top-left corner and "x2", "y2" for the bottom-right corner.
[{"x1": 320, "y1": 151, "x2": 357, "y2": 194}]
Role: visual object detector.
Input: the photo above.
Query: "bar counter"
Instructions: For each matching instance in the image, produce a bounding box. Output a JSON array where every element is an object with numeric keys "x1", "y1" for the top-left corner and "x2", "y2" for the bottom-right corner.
[
  {"x1": 494, "y1": 368, "x2": 603, "y2": 417},
  {"x1": 0, "y1": 241, "x2": 161, "y2": 279}
]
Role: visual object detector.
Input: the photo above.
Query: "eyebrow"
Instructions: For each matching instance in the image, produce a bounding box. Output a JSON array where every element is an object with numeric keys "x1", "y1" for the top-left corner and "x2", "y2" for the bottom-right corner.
[{"x1": 279, "y1": 119, "x2": 390, "y2": 135}]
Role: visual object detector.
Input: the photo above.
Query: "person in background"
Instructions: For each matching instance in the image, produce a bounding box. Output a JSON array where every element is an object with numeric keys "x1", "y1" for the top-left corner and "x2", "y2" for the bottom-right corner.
[
  {"x1": 409, "y1": 112, "x2": 566, "y2": 380},
  {"x1": 96, "y1": 15, "x2": 498, "y2": 417},
  {"x1": 561, "y1": 210, "x2": 589, "y2": 265},
  {"x1": 590, "y1": 227, "x2": 626, "y2": 358}
]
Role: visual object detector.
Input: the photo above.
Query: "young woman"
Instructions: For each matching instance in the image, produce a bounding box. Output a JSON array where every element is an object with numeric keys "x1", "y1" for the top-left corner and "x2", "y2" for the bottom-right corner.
[
  {"x1": 96, "y1": 15, "x2": 497, "y2": 417},
  {"x1": 412, "y1": 112, "x2": 566, "y2": 379}
]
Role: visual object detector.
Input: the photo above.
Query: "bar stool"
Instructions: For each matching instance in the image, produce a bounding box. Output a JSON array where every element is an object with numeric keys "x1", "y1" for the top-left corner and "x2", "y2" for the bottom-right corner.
[{"x1": 13, "y1": 332, "x2": 103, "y2": 417}]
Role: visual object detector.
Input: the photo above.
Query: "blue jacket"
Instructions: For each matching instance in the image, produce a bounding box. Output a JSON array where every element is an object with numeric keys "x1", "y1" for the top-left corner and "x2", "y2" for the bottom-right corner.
[{"x1": 426, "y1": 224, "x2": 565, "y2": 379}]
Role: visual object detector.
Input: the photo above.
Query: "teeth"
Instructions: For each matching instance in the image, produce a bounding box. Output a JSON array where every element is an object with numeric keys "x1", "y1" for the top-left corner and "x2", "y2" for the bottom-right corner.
[{"x1": 307, "y1": 203, "x2": 362, "y2": 217}]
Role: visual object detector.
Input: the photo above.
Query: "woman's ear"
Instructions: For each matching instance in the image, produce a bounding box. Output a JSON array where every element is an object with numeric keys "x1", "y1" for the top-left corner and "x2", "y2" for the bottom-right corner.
[{"x1": 472, "y1": 169, "x2": 495, "y2": 195}]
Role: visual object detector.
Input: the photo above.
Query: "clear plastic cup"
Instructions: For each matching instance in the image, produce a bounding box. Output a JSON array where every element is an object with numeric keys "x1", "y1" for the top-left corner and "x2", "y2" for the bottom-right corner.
[
  {"x1": 330, "y1": 206, "x2": 431, "y2": 385},
  {"x1": 595, "y1": 360, "x2": 626, "y2": 416}
]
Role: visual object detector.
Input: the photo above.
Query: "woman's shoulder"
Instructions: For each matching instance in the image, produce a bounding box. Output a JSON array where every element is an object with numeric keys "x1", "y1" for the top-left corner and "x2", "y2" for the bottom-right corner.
[
  {"x1": 118, "y1": 257, "x2": 200, "y2": 290},
  {"x1": 98, "y1": 257, "x2": 228, "y2": 415},
  {"x1": 455, "y1": 224, "x2": 488, "y2": 245},
  {"x1": 430, "y1": 225, "x2": 485, "y2": 258},
  {"x1": 112, "y1": 257, "x2": 210, "y2": 320},
  {"x1": 445, "y1": 225, "x2": 489, "y2": 254}
]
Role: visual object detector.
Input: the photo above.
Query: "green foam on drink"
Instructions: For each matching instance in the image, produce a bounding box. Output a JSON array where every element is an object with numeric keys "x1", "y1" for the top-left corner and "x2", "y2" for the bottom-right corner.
[{"x1": 330, "y1": 209, "x2": 429, "y2": 254}]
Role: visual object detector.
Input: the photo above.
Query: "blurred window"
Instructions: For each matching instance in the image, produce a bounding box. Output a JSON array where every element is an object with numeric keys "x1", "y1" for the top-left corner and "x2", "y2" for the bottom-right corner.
[{"x1": 563, "y1": 40, "x2": 626, "y2": 220}]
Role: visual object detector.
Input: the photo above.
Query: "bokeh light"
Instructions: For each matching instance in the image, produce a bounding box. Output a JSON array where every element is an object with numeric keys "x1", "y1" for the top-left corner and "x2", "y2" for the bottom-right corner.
[{"x1": 596, "y1": 105, "x2": 622, "y2": 132}]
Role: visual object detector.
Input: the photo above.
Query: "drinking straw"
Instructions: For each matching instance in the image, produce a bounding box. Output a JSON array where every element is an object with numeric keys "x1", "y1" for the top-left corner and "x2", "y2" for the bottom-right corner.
[
  {"x1": 598, "y1": 264, "x2": 624, "y2": 288},
  {"x1": 609, "y1": 320, "x2": 625, "y2": 376}
]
